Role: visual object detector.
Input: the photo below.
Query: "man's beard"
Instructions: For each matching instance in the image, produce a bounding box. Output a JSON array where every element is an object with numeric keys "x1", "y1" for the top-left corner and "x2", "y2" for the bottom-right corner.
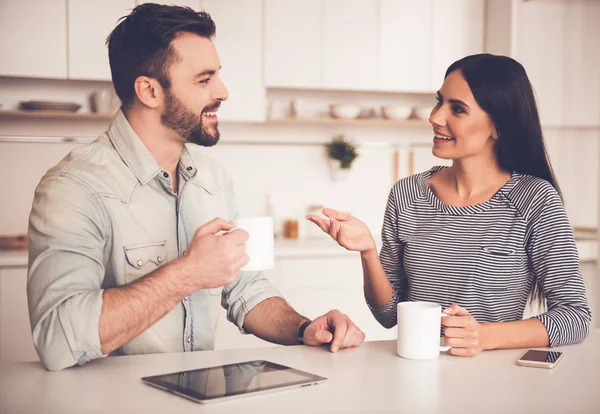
[{"x1": 160, "y1": 88, "x2": 220, "y2": 147}]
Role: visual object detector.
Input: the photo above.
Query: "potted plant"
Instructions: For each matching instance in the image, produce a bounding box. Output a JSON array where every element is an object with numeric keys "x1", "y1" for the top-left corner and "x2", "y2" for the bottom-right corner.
[{"x1": 325, "y1": 134, "x2": 359, "y2": 181}]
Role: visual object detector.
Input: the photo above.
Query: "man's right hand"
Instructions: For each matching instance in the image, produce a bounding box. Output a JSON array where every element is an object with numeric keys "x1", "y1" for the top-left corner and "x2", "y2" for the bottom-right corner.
[
  {"x1": 306, "y1": 208, "x2": 376, "y2": 253},
  {"x1": 180, "y1": 218, "x2": 249, "y2": 290}
]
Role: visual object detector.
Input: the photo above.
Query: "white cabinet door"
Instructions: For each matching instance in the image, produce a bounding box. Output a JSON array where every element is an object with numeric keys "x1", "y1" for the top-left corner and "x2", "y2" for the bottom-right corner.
[
  {"x1": 68, "y1": 0, "x2": 136, "y2": 80},
  {"x1": 202, "y1": 0, "x2": 265, "y2": 121},
  {"x1": 322, "y1": 0, "x2": 380, "y2": 91},
  {"x1": 379, "y1": 0, "x2": 433, "y2": 93},
  {"x1": 264, "y1": 0, "x2": 322, "y2": 89},
  {"x1": 0, "y1": 267, "x2": 38, "y2": 363},
  {"x1": 430, "y1": 0, "x2": 485, "y2": 89},
  {"x1": 0, "y1": 0, "x2": 67, "y2": 79}
]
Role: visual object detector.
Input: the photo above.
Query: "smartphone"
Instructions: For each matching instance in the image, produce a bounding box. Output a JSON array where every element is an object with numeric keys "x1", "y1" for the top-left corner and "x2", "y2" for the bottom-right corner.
[{"x1": 516, "y1": 349, "x2": 564, "y2": 369}]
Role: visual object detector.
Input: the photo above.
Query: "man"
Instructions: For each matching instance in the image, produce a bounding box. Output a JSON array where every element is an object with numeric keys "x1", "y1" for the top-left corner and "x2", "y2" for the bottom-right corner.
[{"x1": 27, "y1": 3, "x2": 365, "y2": 371}]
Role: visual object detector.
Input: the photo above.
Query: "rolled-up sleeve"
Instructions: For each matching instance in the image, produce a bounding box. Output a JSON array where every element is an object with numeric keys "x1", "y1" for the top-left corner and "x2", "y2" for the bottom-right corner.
[
  {"x1": 527, "y1": 188, "x2": 592, "y2": 347},
  {"x1": 221, "y1": 270, "x2": 281, "y2": 333},
  {"x1": 28, "y1": 174, "x2": 109, "y2": 371}
]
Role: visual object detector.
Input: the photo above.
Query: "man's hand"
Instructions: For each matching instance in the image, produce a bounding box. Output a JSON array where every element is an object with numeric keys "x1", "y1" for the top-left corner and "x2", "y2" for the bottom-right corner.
[
  {"x1": 442, "y1": 303, "x2": 488, "y2": 357},
  {"x1": 180, "y1": 218, "x2": 249, "y2": 290},
  {"x1": 302, "y1": 310, "x2": 365, "y2": 352}
]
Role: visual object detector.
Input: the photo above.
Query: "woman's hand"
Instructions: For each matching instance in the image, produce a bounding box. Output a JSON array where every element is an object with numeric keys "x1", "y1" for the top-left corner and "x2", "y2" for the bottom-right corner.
[
  {"x1": 442, "y1": 304, "x2": 489, "y2": 357},
  {"x1": 306, "y1": 208, "x2": 376, "y2": 253}
]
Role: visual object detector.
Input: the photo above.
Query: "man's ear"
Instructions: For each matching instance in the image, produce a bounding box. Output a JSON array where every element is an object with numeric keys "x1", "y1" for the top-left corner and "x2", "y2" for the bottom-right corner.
[{"x1": 133, "y1": 76, "x2": 163, "y2": 109}]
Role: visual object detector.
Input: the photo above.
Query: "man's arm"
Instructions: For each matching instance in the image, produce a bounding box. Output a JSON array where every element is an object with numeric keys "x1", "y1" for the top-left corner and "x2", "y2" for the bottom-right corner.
[{"x1": 243, "y1": 297, "x2": 366, "y2": 352}]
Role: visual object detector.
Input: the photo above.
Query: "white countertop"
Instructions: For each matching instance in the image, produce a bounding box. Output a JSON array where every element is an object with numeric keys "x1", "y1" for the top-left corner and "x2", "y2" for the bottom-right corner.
[
  {"x1": 1, "y1": 238, "x2": 597, "y2": 268},
  {"x1": 1, "y1": 331, "x2": 598, "y2": 414}
]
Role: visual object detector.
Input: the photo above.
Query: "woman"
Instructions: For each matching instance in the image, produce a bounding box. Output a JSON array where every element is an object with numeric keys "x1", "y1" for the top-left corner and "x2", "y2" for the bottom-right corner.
[{"x1": 307, "y1": 54, "x2": 591, "y2": 357}]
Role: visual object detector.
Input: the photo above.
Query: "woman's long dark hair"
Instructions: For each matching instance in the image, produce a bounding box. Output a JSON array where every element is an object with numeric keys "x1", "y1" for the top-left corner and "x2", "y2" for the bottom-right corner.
[{"x1": 445, "y1": 54, "x2": 560, "y2": 306}]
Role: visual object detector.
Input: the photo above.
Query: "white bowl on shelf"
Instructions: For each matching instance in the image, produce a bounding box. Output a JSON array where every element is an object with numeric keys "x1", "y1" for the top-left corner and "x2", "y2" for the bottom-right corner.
[
  {"x1": 329, "y1": 103, "x2": 362, "y2": 119},
  {"x1": 413, "y1": 106, "x2": 433, "y2": 120},
  {"x1": 381, "y1": 105, "x2": 412, "y2": 120}
]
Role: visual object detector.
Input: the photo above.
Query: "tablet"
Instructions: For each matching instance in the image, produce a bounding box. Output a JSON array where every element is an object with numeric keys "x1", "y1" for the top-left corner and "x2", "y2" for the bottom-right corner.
[{"x1": 141, "y1": 360, "x2": 327, "y2": 404}]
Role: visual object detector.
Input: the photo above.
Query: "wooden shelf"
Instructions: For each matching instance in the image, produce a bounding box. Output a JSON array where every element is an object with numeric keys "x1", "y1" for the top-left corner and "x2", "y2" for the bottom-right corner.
[
  {"x1": 264, "y1": 117, "x2": 430, "y2": 127},
  {"x1": 0, "y1": 109, "x2": 114, "y2": 121}
]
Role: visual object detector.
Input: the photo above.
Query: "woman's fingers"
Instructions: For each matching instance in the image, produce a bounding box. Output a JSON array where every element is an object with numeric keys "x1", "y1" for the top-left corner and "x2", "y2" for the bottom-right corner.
[{"x1": 306, "y1": 215, "x2": 330, "y2": 233}]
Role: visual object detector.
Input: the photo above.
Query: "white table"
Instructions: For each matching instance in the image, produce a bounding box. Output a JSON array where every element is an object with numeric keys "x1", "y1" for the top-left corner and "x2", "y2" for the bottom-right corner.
[{"x1": 2, "y1": 331, "x2": 599, "y2": 414}]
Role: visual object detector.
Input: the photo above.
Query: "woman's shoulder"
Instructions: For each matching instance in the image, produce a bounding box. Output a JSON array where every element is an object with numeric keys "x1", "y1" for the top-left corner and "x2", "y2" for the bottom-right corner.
[{"x1": 506, "y1": 173, "x2": 563, "y2": 218}]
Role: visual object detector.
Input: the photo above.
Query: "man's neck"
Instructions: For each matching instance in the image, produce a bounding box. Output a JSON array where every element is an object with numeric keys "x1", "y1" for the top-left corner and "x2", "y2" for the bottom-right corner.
[{"x1": 124, "y1": 108, "x2": 183, "y2": 178}]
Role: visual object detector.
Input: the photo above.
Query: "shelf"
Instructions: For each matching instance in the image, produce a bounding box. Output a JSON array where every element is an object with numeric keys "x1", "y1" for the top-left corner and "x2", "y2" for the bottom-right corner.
[
  {"x1": 264, "y1": 117, "x2": 430, "y2": 127},
  {"x1": 0, "y1": 109, "x2": 114, "y2": 121}
]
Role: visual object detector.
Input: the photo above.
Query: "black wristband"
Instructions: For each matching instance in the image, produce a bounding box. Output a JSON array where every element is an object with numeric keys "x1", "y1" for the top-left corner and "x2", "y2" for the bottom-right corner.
[{"x1": 297, "y1": 320, "x2": 311, "y2": 345}]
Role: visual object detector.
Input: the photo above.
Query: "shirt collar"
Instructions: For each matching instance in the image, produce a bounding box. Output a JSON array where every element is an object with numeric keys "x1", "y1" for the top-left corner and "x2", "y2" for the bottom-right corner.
[{"x1": 107, "y1": 109, "x2": 198, "y2": 185}]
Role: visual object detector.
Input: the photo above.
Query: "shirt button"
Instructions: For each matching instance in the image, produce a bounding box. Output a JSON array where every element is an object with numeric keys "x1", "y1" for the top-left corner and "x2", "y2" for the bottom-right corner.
[
  {"x1": 187, "y1": 166, "x2": 193, "y2": 171},
  {"x1": 505, "y1": 202, "x2": 510, "y2": 208},
  {"x1": 136, "y1": 260, "x2": 143, "y2": 267},
  {"x1": 163, "y1": 172, "x2": 169, "y2": 178},
  {"x1": 183, "y1": 297, "x2": 188, "y2": 302},
  {"x1": 157, "y1": 256, "x2": 163, "y2": 263},
  {"x1": 186, "y1": 337, "x2": 191, "y2": 344}
]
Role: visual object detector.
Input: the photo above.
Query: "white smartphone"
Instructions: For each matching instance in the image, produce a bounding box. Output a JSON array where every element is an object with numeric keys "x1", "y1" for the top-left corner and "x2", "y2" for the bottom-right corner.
[{"x1": 516, "y1": 349, "x2": 564, "y2": 369}]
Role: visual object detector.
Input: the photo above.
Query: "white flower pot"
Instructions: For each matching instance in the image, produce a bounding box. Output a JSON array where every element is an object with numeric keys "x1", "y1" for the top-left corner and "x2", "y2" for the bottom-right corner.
[{"x1": 328, "y1": 159, "x2": 352, "y2": 182}]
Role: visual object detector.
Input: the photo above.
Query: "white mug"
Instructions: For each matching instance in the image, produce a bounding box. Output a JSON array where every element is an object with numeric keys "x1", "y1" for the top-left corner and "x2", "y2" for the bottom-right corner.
[
  {"x1": 396, "y1": 301, "x2": 451, "y2": 360},
  {"x1": 234, "y1": 217, "x2": 275, "y2": 272}
]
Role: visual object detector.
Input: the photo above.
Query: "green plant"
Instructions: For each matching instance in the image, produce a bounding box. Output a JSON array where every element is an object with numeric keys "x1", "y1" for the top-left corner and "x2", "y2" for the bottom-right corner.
[{"x1": 325, "y1": 134, "x2": 359, "y2": 169}]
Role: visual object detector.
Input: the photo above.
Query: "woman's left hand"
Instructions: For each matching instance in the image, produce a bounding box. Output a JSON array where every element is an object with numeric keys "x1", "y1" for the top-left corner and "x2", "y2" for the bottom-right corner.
[{"x1": 442, "y1": 303, "x2": 488, "y2": 357}]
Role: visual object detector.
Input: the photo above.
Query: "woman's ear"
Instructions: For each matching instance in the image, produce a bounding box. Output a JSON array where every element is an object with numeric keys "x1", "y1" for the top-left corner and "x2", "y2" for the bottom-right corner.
[
  {"x1": 491, "y1": 125, "x2": 498, "y2": 140},
  {"x1": 133, "y1": 76, "x2": 163, "y2": 109}
]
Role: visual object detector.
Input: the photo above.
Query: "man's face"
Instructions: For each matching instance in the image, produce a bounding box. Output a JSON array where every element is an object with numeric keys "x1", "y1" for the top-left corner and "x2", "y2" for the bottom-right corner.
[{"x1": 160, "y1": 33, "x2": 228, "y2": 147}]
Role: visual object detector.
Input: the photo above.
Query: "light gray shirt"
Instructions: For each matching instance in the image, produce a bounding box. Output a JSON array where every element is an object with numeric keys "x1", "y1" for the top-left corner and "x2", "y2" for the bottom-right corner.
[{"x1": 27, "y1": 110, "x2": 281, "y2": 371}]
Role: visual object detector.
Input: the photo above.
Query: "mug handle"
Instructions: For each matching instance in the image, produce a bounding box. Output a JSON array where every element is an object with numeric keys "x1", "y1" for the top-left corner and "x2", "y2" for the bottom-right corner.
[{"x1": 440, "y1": 311, "x2": 451, "y2": 352}]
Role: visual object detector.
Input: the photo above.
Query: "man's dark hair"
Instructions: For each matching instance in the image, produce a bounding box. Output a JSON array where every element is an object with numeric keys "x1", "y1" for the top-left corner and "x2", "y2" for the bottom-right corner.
[{"x1": 106, "y1": 3, "x2": 216, "y2": 107}]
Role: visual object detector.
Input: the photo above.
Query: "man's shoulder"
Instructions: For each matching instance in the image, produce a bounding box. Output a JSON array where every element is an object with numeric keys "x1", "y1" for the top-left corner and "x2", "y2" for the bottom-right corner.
[{"x1": 42, "y1": 133, "x2": 137, "y2": 200}]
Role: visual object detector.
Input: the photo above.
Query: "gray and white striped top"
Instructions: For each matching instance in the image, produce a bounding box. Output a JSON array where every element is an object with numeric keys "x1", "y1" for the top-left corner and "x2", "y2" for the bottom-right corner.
[{"x1": 371, "y1": 166, "x2": 591, "y2": 347}]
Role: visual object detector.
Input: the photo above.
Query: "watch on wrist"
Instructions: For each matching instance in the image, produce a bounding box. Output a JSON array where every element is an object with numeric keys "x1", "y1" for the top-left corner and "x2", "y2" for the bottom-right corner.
[{"x1": 297, "y1": 320, "x2": 311, "y2": 345}]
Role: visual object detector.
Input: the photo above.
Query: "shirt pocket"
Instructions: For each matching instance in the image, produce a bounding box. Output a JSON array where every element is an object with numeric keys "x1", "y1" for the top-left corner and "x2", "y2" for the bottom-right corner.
[
  {"x1": 123, "y1": 241, "x2": 168, "y2": 283},
  {"x1": 474, "y1": 245, "x2": 517, "y2": 291}
]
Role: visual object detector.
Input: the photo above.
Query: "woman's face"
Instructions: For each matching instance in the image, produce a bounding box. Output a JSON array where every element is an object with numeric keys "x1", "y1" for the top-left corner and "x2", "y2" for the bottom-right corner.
[{"x1": 429, "y1": 70, "x2": 497, "y2": 163}]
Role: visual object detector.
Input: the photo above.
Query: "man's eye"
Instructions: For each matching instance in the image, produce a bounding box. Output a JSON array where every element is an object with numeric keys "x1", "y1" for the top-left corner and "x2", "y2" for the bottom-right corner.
[{"x1": 199, "y1": 78, "x2": 210, "y2": 84}]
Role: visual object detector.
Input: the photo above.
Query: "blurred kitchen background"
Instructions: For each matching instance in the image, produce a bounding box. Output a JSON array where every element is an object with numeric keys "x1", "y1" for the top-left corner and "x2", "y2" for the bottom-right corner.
[{"x1": 1, "y1": 0, "x2": 599, "y2": 362}]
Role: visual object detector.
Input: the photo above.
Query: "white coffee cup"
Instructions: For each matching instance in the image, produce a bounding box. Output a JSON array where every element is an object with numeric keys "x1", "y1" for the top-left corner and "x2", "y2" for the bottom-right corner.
[
  {"x1": 396, "y1": 301, "x2": 451, "y2": 360},
  {"x1": 234, "y1": 217, "x2": 275, "y2": 272}
]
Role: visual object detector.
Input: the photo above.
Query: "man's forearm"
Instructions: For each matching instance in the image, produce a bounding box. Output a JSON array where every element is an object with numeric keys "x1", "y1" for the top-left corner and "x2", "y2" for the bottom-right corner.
[
  {"x1": 243, "y1": 297, "x2": 310, "y2": 345},
  {"x1": 482, "y1": 318, "x2": 549, "y2": 351},
  {"x1": 99, "y1": 258, "x2": 191, "y2": 354}
]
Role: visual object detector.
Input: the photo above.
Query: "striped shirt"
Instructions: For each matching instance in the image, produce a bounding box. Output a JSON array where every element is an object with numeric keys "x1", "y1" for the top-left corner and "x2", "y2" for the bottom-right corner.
[{"x1": 371, "y1": 166, "x2": 591, "y2": 347}]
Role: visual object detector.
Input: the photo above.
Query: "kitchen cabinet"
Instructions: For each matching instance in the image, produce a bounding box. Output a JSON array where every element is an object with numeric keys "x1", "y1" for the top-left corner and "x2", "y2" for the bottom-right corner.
[
  {"x1": 0, "y1": 267, "x2": 38, "y2": 363},
  {"x1": 379, "y1": 0, "x2": 432, "y2": 93},
  {"x1": 68, "y1": 0, "x2": 136, "y2": 80},
  {"x1": 429, "y1": 0, "x2": 485, "y2": 89},
  {"x1": 264, "y1": 0, "x2": 322, "y2": 89},
  {"x1": 202, "y1": 0, "x2": 265, "y2": 121},
  {"x1": 0, "y1": 0, "x2": 67, "y2": 79},
  {"x1": 321, "y1": 0, "x2": 380, "y2": 91},
  {"x1": 486, "y1": 0, "x2": 600, "y2": 127}
]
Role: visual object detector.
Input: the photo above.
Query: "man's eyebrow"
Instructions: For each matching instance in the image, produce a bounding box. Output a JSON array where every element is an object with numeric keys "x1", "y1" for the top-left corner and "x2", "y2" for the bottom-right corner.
[{"x1": 193, "y1": 67, "x2": 221, "y2": 79}]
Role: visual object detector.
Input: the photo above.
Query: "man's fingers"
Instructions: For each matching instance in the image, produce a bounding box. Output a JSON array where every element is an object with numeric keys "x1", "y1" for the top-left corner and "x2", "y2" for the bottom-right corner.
[
  {"x1": 197, "y1": 218, "x2": 236, "y2": 236},
  {"x1": 223, "y1": 228, "x2": 249, "y2": 245},
  {"x1": 314, "y1": 329, "x2": 333, "y2": 344},
  {"x1": 443, "y1": 303, "x2": 470, "y2": 317},
  {"x1": 328, "y1": 312, "x2": 348, "y2": 352}
]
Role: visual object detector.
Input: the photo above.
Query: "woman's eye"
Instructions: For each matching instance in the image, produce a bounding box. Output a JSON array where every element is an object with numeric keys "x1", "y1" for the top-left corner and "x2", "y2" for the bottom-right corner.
[{"x1": 452, "y1": 105, "x2": 465, "y2": 114}]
